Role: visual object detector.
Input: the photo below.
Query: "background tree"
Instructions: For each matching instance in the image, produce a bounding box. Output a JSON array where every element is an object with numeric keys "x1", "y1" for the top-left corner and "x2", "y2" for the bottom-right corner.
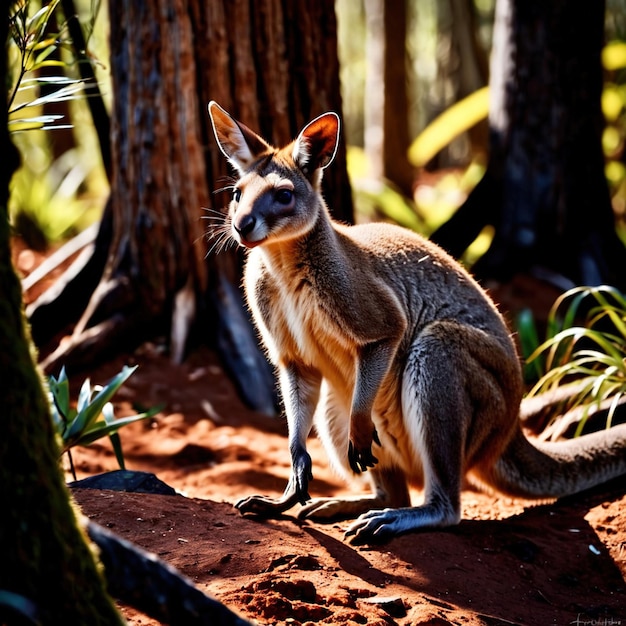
[
  {"x1": 27, "y1": 0, "x2": 352, "y2": 414},
  {"x1": 431, "y1": 0, "x2": 626, "y2": 291},
  {"x1": 364, "y1": 0, "x2": 415, "y2": 196},
  {"x1": 443, "y1": 0, "x2": 490, "y2": 160}
]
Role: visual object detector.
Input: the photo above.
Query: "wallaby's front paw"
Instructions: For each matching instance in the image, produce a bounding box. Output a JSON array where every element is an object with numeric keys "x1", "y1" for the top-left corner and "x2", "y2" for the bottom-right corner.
[
  {"x1": 348, "y1": 428, "x2": 380, "y2": 474},
  {"x1": 293, "y1": 450, "x2": 313, "y2": 504}
]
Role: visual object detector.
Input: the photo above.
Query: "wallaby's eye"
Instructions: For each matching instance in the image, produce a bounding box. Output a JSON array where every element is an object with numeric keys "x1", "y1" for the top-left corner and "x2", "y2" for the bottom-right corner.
[
  {"x1": 233, "y1": 188, "x2": 241, "y2": 203},
  {"x1": 275, "y1": 189, "x2": 293, "y2": 205}
]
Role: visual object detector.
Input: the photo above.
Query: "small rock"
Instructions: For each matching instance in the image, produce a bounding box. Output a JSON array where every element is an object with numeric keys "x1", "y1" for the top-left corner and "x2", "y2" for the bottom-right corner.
[
  {"x1": 361, "y1": 595, "x2": 408, "y2": 618},
  {"x1": 69, "y1": 470, "x2": 178, "y2": 495}
]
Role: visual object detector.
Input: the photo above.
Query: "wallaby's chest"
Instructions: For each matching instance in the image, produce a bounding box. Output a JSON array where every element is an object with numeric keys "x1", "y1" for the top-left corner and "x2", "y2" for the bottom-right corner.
[{"x1": 246, "y1": 261, "x2": 357, "y2": 382}]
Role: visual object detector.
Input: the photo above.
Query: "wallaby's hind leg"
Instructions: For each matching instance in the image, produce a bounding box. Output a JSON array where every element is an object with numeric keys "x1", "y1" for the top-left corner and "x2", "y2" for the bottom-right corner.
[
  {"x1": 298, "y1": 465, "x2": 411, "y2": 521},
  {"x1": 346, "y1": 332, "x2": 468, "y2": 544},
  {"x1": 299, "y1": 381, "x2": 409, "y2": 521}
]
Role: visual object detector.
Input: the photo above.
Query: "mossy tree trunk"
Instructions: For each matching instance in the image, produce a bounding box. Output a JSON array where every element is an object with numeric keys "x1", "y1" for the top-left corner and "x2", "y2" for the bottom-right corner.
[
  {"x1": 0, "y1": 8, "x2": 124, "y2": 624},
  {"x1": 27, "y1": 0, "x2": 351, "y2": 413},
  {"x1": 431, "y1": 0, "x2": 626, "y2": 291}
]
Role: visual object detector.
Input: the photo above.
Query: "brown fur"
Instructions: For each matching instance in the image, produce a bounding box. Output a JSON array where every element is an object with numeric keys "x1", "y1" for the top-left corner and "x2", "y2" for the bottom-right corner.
[{"x1": 208, "y1": 102, "x2": 626, "y2": 543}]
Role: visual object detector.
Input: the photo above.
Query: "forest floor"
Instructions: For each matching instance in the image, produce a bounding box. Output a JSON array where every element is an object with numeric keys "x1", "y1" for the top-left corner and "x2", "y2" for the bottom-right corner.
[
  {"x1": 67, "y1": 345, "x2": 626, "y2": 626},
  {"x1": 14, "y1": 242, "x2": 626, "y2": 626}
]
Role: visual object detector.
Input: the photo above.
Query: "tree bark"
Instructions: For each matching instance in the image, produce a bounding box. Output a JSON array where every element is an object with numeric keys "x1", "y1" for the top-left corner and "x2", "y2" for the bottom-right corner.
[
  {"x1": 35, "y1": 0, "x2": 209, "y2": 373},
  {"x1": 0, "y1": 7, "x2": 124, "y2": 623},
  {"x1": 27, "y1": 0, "x2": 351, "y2": 413},
  {"x1": 431, "y1": 0, "x2": 626, "y2": 291}
]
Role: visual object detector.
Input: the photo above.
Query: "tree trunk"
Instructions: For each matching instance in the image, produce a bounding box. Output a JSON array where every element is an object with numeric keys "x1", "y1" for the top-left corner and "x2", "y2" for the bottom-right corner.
[
  {"x1": 0, "y1": 8, "x2": 124, "y2": 623},
  {"x1": 449, "y1": 0, "x2": 489, "y2": 158},
  {"x1": 27, "y1": 0, "x2": 351, "y2": 413},
  {"x1": 364, "y1": 0, "x2": 414, "y2": 196},
  {"x1": 61, "y1": 0, "x2": 112, "y2": 181},
  {"x1": 431, "y1": 0, "x2": 626, "y2": 291},
  {"x1": 192, "y1": 0, "x2": 352, "y2": 220},
  {"x1": 34, "y1": 0, "x2": 209, "y2": 371}
]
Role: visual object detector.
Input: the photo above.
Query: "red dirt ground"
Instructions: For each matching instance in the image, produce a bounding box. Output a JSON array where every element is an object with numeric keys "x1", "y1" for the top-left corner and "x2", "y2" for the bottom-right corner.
[
  {"x1": 64, "y1": 346, "x2": 626, "y2": 626},
  {"x1": 13, "y1": 242, "x2": 626, "y2": 625}
]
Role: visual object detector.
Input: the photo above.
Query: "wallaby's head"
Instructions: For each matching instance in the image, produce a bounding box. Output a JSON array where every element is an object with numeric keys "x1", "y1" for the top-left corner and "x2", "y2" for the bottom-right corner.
[{"x1": 208, "y1": 102, "x2": 339, "y2": 249}]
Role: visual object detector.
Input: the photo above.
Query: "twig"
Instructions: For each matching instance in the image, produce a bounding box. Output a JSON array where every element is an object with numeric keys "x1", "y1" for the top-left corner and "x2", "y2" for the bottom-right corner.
[{"x1": 21, "y1": 222, "x2": 98, "y2": 292}]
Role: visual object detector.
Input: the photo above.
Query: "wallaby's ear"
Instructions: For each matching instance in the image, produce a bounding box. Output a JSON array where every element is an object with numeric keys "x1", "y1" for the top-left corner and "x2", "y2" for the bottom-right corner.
[
  {"x1": 292, "y1": 112, "x2": 340, "y2": 175},
  {"x1": 208, "y1": 101, "x2": 271, "y2": 174}
]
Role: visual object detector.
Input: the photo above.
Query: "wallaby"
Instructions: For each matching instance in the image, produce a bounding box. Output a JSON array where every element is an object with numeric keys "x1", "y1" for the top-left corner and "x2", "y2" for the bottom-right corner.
[{"x1": 207, "y1": 101, "x2": 626, "y2": 544}]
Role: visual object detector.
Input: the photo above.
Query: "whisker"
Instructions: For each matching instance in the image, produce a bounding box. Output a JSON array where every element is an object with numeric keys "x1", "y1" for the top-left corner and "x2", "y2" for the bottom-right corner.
[
  {"x1": 217, "y1": 174, "x2": 238, "y2": 186},
  {"x1": 193, "y1": 233, "x2": 208, "y2": 246},
  {"x1": 201, "y1": 213, "x2": 237, "y2": 257},
  {"x1": 205, "y1": 231, "x2": 235, "y2": 258},
  {"x1": 213, "y1": 175, "x2": 238, "y2": 196},
  {"x1": 198, "y1": 201, "x2": 237, "y2": 258},
  {"x1": 201, "y1": 205, "x2": 228, "y2": 216},
  {"x1": 199, "y1": 206, "x2": 229, "y2": 226},
  {"x1": 213, "y1": 185, "x2": 236, "y2": 195}
]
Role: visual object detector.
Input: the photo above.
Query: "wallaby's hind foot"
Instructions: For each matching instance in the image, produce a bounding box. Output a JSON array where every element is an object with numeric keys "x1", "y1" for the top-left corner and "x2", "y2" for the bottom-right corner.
[
  {"x1": 299, "y1": 466, "x2": 411, "y2": 525},
  {"x1": 235, "y1": 494, "x2": 292, "y2": 518},
  {"x1": 345, "y1": 498, "x2": 461, "y2": 545},
  {"x1": 299, "y1": 494, "x2": 386, "y2": 522}
]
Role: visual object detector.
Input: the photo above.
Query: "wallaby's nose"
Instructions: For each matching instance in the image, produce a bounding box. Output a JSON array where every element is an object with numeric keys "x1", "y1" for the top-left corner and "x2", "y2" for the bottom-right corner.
[{"x1": 234, "y1": 214, "x2": 256, "y2": 239}]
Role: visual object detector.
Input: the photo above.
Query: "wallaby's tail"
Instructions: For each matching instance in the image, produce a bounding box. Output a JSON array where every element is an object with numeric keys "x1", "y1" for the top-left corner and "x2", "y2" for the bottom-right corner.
[{"x1": 486, "y1": 424, "x2": 626, "y2": 499}]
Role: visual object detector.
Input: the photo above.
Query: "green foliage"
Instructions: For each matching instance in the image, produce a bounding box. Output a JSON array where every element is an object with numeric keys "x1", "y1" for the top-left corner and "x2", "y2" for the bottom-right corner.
[
  {"x1": 48, "y1": 365, "x2": 159, "y2": 479},
  {"x1": 7, "y1": 0, "x2": 87, "y2": 132},
  {"x1": 348, "y1": 144, "x2": 492, "y2": 265},
  {"x1": 7, "y1": 0, "x2": 109, "y2": 247},
  {"x1": 347, "y1": 146, "x2": 424, "y2": 232},
  {"x1": 516, "y1": 308, "x2": 544, "y2": 384},
  {"x1": 408, "y1": 87, "x2": 489, "y2": 168},
  {"x1": 10, "y1": 144, "x2": 102, "y2": 246},
  {"x1": 525, "y1": 286, "x2": 626, "y2": 438},
  {"x1": 601, "y1": 42, "x2": 626, "y2": 243},
  {"x1": 415, "y1": 162, "x2": 485, "y2": 224}
]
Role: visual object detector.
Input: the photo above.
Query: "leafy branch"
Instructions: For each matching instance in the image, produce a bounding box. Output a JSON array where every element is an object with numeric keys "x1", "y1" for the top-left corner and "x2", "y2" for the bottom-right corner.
[{"x1": 7, "y1": 0, "x2": 96, "y2": 132}]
